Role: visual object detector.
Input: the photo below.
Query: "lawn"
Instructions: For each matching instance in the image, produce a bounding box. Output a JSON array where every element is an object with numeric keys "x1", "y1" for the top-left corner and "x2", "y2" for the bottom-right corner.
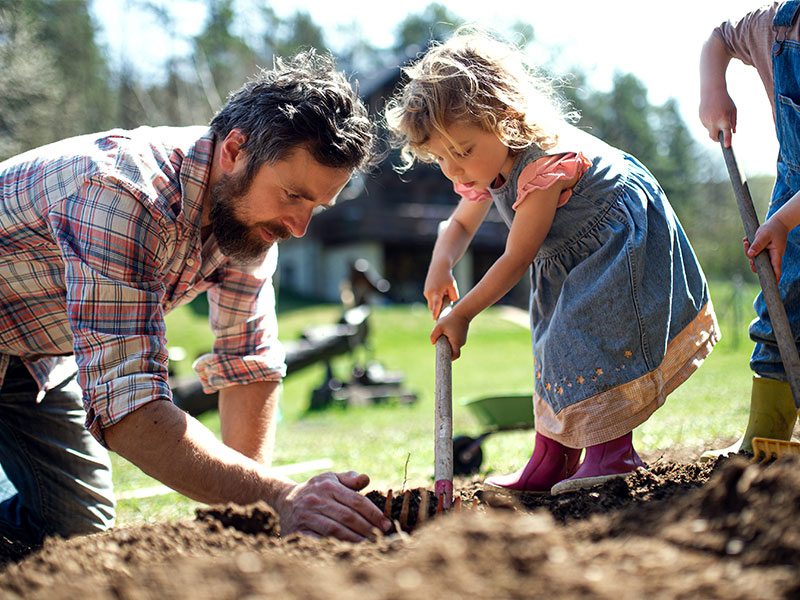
[{"x1": 112, "y1": 279, "x2": 761, "y2": 525}]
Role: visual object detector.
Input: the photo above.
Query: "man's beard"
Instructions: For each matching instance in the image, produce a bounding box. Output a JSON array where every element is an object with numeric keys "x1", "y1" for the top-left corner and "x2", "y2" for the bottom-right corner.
[{"x1": 207, "y1": 171, "x2": 291, "y2": 264}]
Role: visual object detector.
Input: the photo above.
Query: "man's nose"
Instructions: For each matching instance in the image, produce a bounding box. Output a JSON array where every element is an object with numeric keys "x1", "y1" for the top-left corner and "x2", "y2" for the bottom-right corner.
[{"x1": 286, "y1": 206, "x2": 313, "y2": 237}]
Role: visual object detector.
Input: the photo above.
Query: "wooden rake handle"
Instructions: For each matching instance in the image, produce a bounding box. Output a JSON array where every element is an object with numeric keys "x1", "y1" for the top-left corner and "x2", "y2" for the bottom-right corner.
[
  {"x1": 719, "y1": 133, "x2": 800, "y2": 407},
  {"x1": 434, "y1": 299, "x2": 454, "y2": 509}
]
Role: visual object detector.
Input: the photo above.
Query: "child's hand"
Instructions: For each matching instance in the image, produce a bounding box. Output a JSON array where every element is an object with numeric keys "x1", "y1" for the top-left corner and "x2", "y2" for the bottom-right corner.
[
  {"x1": 423, "y1": 264, "x2": 460, "y2": 320},
  {"x1": 699, "y1": 88, "x2": 737, "y2": 147},
  {"x1": 430, "y1": 310, "x2": 470, "y2": 360},
  {"x1": 744, "y1": 219, "x2": 789, "y2": 280}
]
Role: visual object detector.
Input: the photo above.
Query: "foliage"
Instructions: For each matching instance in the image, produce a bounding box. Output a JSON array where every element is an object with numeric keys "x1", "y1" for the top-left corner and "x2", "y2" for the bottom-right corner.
[
  {"x1": 0, "y1": 0, "x2": 771, "y2": 280},
  {"x1": 0, "y1": 0, "x2": 113, "y2": 159},
  {"x1": 192, "y1": 0, "x2": 260, "y2": 109},
  {"x1": 0, "y1": 11, "x2": 65, "y2": 159},
  {"x1": 392, "y1": 2, "x2": 462, "y2": 55},
  {"x1": 564, "y1": 72, "x2": 704, "y2": 215}
]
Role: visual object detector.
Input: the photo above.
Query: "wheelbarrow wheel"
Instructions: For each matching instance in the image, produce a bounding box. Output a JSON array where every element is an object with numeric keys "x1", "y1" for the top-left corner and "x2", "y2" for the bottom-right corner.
[{"x1": 453, "y1": 435, "x2": 483, "y2": 475}]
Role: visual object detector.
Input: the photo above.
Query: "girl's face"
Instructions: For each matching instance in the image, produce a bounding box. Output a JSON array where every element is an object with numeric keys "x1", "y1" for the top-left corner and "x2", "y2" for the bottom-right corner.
[{"x1": 423, "y1": 122, "x2": 514, "y2": 191}]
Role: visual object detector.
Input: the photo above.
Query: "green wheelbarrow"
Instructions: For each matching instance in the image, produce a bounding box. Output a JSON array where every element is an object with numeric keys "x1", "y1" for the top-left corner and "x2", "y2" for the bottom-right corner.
[{"x1": 453, "y1": 393, "x2": 534, "y2": 475}]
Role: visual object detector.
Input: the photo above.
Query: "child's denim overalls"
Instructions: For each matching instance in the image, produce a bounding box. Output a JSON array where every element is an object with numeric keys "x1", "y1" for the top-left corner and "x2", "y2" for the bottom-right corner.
[
  {"x1": 488, "y1": 125, "x2": 716, "y2": 445},
  {"x1": 750, "y1": 0, "x2": 800, "y2": 379}
]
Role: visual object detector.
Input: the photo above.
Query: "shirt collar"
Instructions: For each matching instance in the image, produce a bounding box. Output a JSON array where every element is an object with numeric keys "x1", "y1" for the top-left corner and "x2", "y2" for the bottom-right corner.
[{"x1": 178, "y1": 127, "x2": 215, "y2": 232}]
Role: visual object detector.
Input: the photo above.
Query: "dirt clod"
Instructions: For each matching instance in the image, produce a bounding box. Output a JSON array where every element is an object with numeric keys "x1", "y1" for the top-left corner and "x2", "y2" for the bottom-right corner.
[{"x1": 4, "y1": 454, "x2": 800, "y2": 599}]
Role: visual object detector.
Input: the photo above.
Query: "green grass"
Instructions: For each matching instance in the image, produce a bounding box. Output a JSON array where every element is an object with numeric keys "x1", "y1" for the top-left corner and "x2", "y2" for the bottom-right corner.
[{"x1": 111, "y1": 279, "x2": 761, "y2": 525}]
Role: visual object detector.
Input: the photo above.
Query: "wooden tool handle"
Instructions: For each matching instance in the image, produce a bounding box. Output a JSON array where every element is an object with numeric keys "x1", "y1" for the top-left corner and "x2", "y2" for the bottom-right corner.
[
  {"x1": 719, "y1": 134, "x2": 800, "y2": 407},
  {"x1": 434, "y1": 299, "x2": 454, "y2": 508}
]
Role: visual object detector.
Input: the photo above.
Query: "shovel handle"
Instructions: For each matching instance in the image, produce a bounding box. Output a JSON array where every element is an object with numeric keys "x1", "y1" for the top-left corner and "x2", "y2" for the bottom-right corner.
[
  {"x1": 434, "y1": 299, "x2": 453, "y2": 508},
  {"x1": 719, "y1": 133, "x2": 800, "y2": 407}
]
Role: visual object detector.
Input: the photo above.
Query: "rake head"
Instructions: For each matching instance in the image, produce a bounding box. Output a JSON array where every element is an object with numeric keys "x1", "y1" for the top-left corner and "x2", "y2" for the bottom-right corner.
[{"x1": 751, "y1": 437, "x2": 800, "y2": 464}]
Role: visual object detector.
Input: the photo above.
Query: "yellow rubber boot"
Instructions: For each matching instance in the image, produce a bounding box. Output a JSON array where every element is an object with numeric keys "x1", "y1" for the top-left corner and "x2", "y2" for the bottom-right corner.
[{"x1": 701, "y1": 376, "x2": 797, "y2": 460}]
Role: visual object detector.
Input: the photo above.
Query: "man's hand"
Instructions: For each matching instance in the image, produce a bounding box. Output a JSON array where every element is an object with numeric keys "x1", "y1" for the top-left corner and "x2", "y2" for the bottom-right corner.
[
  {"x1": 105, "y1": 400, "x2": 391, "y2": 542},
  {"x1": 275, "y1": 471, "x2": 391, "y2": 542}
]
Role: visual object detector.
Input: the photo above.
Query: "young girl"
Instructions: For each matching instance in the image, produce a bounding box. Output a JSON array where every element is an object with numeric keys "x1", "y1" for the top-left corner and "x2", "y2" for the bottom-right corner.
[{"x1": 386, "y1": 30, "x2": 720, "y2": 494}]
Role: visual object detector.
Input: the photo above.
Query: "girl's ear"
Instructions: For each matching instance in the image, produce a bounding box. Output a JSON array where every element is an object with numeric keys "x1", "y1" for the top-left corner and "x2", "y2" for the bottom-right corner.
[{"x1": 219, "y1": 129, "x2": 248, "y2": 173}]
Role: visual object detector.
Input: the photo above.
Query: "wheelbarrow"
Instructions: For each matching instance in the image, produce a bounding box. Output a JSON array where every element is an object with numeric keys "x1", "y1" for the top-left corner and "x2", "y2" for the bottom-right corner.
[{"x1": 452, "y1": 393, "x2": 534, "y2": 475}]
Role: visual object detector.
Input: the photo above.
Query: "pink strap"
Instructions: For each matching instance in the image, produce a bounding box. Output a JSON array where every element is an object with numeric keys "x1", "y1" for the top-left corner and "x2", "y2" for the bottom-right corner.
[{"x1": 511, "y1": 152, "x2": 592, "y2": 209}]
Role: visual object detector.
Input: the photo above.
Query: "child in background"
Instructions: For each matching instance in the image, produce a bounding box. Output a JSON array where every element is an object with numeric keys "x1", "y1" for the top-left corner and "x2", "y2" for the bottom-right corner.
[
  {"x1": 699, "y1": 1, "x2": 800, "y2": 458},
  {"x1": 386, "y1": 29, "x2": 719, "y2": 494}
]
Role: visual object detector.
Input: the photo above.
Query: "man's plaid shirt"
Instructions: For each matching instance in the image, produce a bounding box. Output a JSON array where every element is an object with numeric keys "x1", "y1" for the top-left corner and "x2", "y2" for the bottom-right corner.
[{"x1": 0, "y1": 126, "x2": 286, "y2": 444}]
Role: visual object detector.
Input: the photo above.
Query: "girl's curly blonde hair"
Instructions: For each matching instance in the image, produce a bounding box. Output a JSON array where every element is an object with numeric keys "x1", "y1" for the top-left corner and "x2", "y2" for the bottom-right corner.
[{"x1": 385, "y1": 27, "x2": 576, "y2": 172}]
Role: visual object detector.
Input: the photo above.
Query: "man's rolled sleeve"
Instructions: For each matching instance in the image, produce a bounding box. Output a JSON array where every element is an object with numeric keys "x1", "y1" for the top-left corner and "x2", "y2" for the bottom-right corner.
[
  {"x1": 49, "y1": 182, "x2": 174, "y2": 446},
  {"x1": 194, "y1": 246, "x2": 287, "y2": 392}
]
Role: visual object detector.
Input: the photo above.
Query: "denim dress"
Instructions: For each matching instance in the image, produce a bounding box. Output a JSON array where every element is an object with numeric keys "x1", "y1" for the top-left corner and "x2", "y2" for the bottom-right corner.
[
  {"x1": 488, "y1": 125, "x2": 719, "y2": 448},
  {"x1": 750, "y1": 0, "x2": 800, "y2": 379}
]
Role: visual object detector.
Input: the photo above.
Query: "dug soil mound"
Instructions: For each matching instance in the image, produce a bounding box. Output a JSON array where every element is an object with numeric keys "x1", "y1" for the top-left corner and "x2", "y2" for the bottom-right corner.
[{"x1": 2, "y1": 455, "x2": 800, "y2": 599}]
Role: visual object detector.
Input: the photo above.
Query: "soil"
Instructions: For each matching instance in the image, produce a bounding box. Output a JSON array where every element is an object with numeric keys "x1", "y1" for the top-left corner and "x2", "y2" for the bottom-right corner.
[{"x1": 2, "y1": 448, "x2": 800, "y2": 599}]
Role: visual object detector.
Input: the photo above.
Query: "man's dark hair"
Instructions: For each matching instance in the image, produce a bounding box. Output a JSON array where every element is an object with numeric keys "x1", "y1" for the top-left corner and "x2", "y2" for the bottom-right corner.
[{"x1": 210, "y1": 50, "x2": 376, "y2": 182}]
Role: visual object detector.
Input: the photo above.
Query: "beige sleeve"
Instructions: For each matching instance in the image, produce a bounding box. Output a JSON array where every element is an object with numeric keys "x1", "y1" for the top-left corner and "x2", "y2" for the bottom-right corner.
[{"x1": 712, "y1": 3, "x2": 778, "y2": 105}]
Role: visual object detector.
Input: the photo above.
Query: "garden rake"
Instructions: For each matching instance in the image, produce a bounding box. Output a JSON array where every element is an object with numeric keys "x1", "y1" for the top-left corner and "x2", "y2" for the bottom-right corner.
[{"x1": 719, "y1": 133, "x2": 800, "y2": 461}]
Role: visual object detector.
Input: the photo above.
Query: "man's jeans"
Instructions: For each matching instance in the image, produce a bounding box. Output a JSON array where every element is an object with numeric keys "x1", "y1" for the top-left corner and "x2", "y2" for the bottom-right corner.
[{"x1": 0, "y1": 358, "x2": 115, "y2": 546}]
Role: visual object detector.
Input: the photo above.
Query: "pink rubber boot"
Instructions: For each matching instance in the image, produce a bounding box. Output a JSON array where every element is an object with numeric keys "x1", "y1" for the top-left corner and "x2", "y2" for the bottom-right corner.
[
  {"x1": 483, "y1": 432, "x2": 582, "y2": 493},
  {"x1": 550, "y1": 431, "x2": 644, "y2": 495}
]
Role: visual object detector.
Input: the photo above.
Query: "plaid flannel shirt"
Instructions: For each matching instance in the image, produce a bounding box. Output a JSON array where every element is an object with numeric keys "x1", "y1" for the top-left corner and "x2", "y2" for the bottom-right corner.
[{"x1": 0, "y1": 126, "x2": 286, "y2": 444}]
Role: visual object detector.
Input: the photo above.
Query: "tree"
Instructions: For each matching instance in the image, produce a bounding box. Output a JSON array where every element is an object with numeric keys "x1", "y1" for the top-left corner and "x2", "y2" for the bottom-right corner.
[
  {"x1": 0, "y1": 10, "x2": 67, "y2": 159},
  {"x1": 3, "y1": 0, "x2": 113, "y2": 136},
  {"x1": 265, "y1": 9, "x2": 327, "y2": 59},
  {"x1": 393, "y1": 3, "x2": 463, "y2": 56},
  {"x1": 564, "y1": 72, "x2": 704, "y2": 216},
  {"x1": 193, "y1": 0, "x2": 259, "y2": 112}
]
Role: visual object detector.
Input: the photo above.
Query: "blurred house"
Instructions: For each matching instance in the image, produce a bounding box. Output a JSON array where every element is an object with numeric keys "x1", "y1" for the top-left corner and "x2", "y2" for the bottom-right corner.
[{"x1": 277, "y1": 62, "x2": 530, "y2": 307}]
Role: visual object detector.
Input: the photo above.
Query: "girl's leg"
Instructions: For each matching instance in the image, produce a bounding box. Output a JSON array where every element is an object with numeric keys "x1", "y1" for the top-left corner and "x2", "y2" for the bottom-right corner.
[
  {"x1": 484, "y1": 432, "x2": 582, "y2": 493},
  {"x1": 550, "y1": 431, "x2": 643, "y2": 495}
]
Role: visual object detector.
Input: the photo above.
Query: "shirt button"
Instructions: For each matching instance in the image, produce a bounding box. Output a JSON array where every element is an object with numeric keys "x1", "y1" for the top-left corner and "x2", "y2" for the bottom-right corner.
[{"x1": 186, "y1": 257, "x2": 195, "y2": 266}]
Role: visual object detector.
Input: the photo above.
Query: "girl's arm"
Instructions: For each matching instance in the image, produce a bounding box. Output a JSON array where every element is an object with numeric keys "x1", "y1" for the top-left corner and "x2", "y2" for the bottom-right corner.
[
  {"x1": 431, "y1": 182, "x2": 564, "y2": 358},
  {"x1": 699, "y1": 33, "x2": 737, "y2": 147},
  {"x1": 746, "y1": 190, "x2": 800, "y2": 280},
  {"x1": 455, "y1": 185, "x2": 560, "y2": 321},
  {"x1": 425, "y1": 196, "x2": 493, "y2": 318}
]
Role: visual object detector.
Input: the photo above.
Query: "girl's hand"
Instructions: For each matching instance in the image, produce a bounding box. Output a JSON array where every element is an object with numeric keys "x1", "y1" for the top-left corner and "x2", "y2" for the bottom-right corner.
[
  {"x1": 430, "y1": 309, "x2": 470, "y2": 360},
  {"x1": 745, "y1": 219, "x2": 789, "y2": 281},
  {"x1": 424, "y1": 263, "x2": 460, "y2": 320},
  {"x1": 699, "y1": 87, "x2": 737, "y2": 147}
]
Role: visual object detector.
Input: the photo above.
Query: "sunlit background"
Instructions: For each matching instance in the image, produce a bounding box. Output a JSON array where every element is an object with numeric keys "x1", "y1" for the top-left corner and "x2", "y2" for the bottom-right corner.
[
  {"x1": 89, "y1": 0, "x2": 778, "y2": 176},
  {"x1": 0, "y1": 0, "x2": 778, "y2": 516},
  {"x1": 1, "y1": 0, "x2": 780, "y2": 300}
]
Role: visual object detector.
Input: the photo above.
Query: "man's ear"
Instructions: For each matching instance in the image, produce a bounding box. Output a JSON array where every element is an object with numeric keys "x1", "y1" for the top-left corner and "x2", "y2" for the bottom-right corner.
[{"x1": 219, "y1": 129, "x2": 248, "y2": 173}]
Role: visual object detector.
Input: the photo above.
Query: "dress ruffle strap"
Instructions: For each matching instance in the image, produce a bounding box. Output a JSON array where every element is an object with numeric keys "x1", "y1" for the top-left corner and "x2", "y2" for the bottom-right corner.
[{"x1": 512, "y1": 152, "x2": 592, "y2": 209}]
